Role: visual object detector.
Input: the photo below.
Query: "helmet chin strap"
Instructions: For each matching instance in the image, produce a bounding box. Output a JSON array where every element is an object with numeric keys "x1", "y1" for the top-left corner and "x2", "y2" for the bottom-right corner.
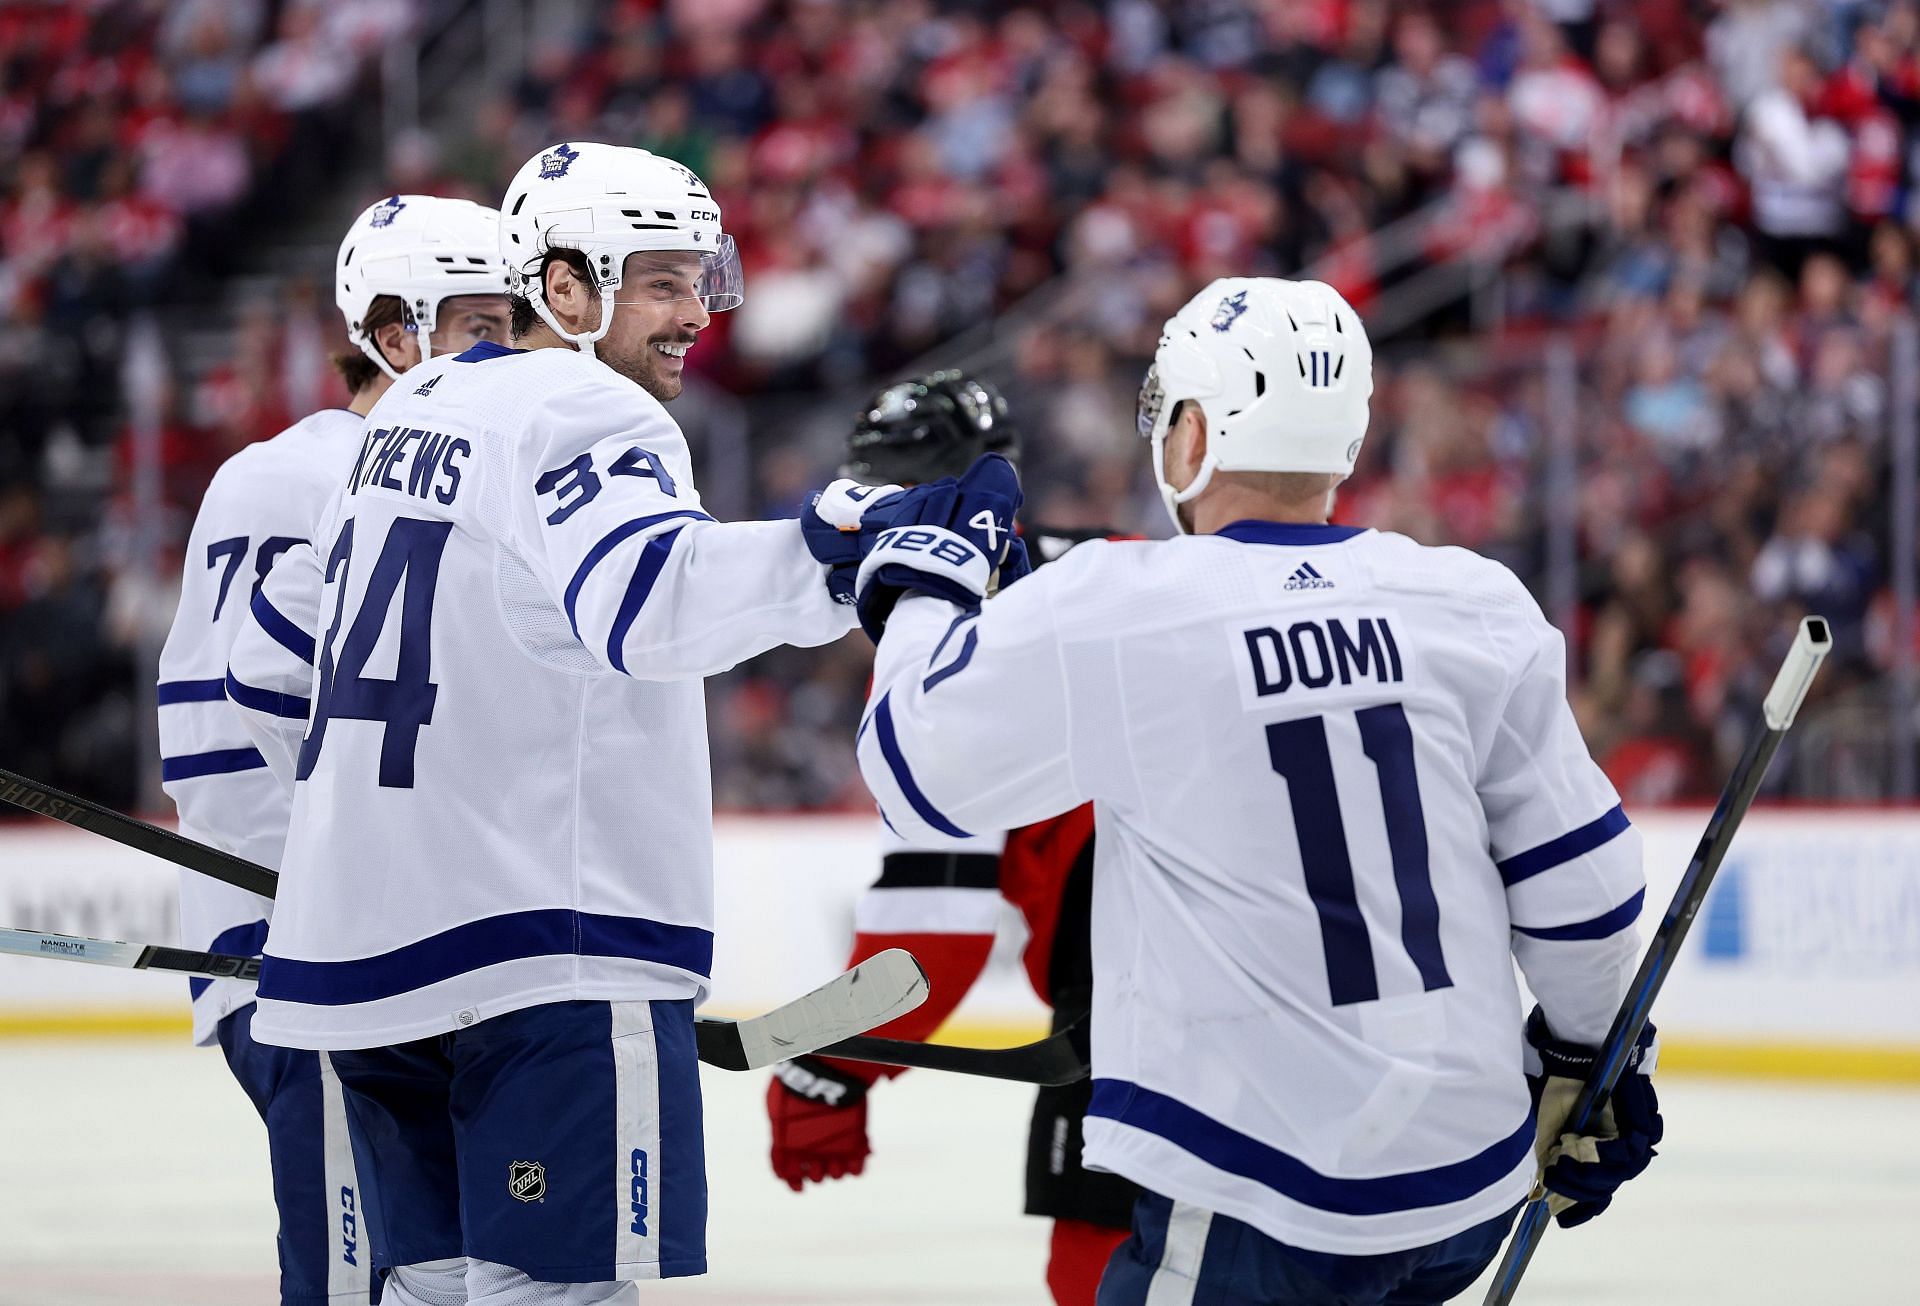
[
  {"x1": 530, "y1": 287, "x2": 616, "y2": 360},
  {"x1": 355, "y1": 314, "x2": 428, "y2": 383},
  {"x1": 1151, "y1": 422, "x2": 1219, "y2": 536}
]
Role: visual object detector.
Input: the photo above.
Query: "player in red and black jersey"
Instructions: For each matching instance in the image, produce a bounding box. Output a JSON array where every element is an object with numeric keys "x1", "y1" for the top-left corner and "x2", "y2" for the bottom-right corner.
[{"x1": 764, "y1": 370, "x2": 1139, "y2": 1306}]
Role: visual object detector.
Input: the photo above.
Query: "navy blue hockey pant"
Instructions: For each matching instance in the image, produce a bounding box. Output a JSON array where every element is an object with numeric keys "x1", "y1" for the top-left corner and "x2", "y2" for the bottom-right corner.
[
  {"x1": 1098, "y1": 1191, "x2": 1521, "y2": 1306},
  {"x1": 218, "y1": 1002, "x2": 374, "y2": 1305},
  {"x1": 326, "y1": 998, "x2": 707, "y2": 1285}
]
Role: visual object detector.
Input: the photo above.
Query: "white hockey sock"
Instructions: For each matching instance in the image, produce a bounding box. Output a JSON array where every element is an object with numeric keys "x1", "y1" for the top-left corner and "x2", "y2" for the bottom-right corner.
[
  {"x1": 384, "y1": 1257, "x2": 470, "y2": 1306},
  {"x1": 465, "y1": 1259, "x2": 639, "y2": 1305}
]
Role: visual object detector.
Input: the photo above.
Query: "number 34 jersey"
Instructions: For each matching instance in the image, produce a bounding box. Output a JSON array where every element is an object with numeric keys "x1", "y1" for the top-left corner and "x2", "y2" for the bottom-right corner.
[
  {"x1": 229, "y1": 342, "x2": 856, "y2": 1052},
  {"x1": 856, "y1": 521, "x2": 1645, "y2": 1256}
]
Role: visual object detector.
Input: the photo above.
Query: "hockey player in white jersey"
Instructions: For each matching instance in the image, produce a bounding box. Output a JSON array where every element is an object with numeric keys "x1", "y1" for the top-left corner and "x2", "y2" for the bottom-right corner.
[
  {"x1": 223, "y1": 142, "x2": 940, "y2": 1306},
  {"x1": 851, "y1": 278, "x2": 1663, "y2": 1305},
  {"x1": 155, "y1": 193, "x2": 510, "y2": 1305}
]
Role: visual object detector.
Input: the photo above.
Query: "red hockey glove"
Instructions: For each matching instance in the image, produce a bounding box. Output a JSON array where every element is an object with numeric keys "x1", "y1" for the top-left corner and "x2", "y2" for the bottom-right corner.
[{"x1": 767, "y1": 1057, "x2": 875, "y2": 1192}]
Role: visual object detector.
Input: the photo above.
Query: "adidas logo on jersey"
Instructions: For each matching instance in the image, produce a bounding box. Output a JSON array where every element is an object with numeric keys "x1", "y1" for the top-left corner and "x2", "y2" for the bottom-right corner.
[
  {"x1": 413, "y1": 374, "x2": 441, "y2": 397},
  {"x1": 1284, "y1": 562, "x2": 1334, "y2": 591}
]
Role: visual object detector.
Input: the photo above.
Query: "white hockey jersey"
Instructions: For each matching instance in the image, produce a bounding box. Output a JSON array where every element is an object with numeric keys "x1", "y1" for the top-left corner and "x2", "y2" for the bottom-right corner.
[
  {"x1": 228, "y1": 341, "x2": 857, "y2": 1051},
  {"x1": 155, "y1": 408, "x2": 365, "y2": 1045},
  {"x1": 856, "y1": 521, "x2": 1644, "y2": 1255}
]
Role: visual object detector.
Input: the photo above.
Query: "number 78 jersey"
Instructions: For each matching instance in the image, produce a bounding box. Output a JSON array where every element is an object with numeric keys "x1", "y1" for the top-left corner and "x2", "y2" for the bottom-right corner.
[{"x1": 856, "y1": 521, "x2": 1645, "y2": 1256}]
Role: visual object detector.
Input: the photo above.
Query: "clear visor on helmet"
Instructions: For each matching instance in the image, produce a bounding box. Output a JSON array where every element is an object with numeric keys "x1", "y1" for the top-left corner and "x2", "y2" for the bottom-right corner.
[
  {"x1": 1136, "y1": 363, "x2": 1166, "y2": 441},
  {"x1": 612, "y1": 236, "x2": 745, "y2": 312}
]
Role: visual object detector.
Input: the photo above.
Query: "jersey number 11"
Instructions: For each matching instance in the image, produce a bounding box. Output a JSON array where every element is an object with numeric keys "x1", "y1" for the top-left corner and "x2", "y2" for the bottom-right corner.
[{"x1": 1266, "y1": 704, "x2": 1453, "y2": 1007}]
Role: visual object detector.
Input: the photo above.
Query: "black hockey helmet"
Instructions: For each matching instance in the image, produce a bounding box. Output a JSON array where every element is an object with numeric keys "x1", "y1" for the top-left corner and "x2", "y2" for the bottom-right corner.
[{"x1": 843, "y1": 369, "x2": 1022, "y2": 485}]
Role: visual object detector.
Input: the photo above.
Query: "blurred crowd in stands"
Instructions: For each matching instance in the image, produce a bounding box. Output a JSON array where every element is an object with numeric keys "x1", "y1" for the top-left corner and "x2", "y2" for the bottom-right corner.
[{"x1": 4, "y1": 0, "x2": 1919, "y2": 810}]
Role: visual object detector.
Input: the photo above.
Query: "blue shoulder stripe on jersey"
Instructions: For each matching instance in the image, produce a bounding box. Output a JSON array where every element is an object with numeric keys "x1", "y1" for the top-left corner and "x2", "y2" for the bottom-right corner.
[
  {"x1": 256, "y1": 909, "x2": 714, "y2": 1006},
  {"x1": 188, "y1": 919, "x2": 269, "y2": 1001},
  {"x1": 225, "y1": 672, "x2": 311, "y2": 721},
  {"x1": 1088, "y1": 1079, "x2": 1534, "y2": 1216},
  {"x1": 1513, "y1": 888, "x2": 1645, "y2": 941},
  {"x1": 607, "y1": 525, "x2": 687, "y2": 674},
  {"x1": 870, "y1": 692, "x2": 972, "y2": 839},
  {"x1": 1496, "y1": 805, "x2": 1630, "y2": 887},
  {"x1": 453, "y1": 340, "x2": 526, "y2": 362},
  {"x1": 161, "y1": 747, "x2": 269, "y2": 782},
  {"x1": 564, "y1": 511, "x2": 715, "y2": 641},
  {"x1": 250, "y1": 590, "x2": 316, "y2": 665},
  {"x1": 1217, "y1": 520, "x2": 1369, "y2": 546},
  {"x1": 157, "y1": 679, "x2": 227, "y2": 705}
]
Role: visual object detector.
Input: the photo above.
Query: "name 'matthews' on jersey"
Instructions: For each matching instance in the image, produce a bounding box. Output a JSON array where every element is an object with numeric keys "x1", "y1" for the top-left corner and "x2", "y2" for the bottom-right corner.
[
  {"x1": 855, "y1": 519, "x2": 1645, "y2": 1256},
  {"x1": 226, "y1": 341, "x2": 856, "y2": 1051}
]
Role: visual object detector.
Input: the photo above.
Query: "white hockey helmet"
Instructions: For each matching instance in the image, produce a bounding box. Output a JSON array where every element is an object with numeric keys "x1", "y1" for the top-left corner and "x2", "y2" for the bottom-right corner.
[
  {"x1": 499, "y1": 142, "x2": 744, "y2": 358},
  {"x1": 335, "y1": 194, "x2": 510, "y2": 381},
  {"x1": 1137, "y1": 277, "x2": 1374, "y2": 532}
]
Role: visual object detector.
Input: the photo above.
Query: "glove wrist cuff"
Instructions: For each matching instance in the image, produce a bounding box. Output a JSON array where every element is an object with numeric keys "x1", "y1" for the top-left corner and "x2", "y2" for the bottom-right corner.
[{"x1": 773, "y1": 1056, "x2": 872, "y2": 1108}]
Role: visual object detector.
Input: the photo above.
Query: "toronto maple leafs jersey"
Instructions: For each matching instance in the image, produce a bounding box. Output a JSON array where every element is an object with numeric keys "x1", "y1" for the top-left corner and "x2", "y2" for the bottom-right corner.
[
  {"x1": 156, "y1": 408, "x2": 364, "y2": 1045},
  {"x1": 228, "y1": 341, "x2": 857, "y2": 1051},
  {"x1": 857, "y1": 521, "x2": 1644, "y2": 1255}
]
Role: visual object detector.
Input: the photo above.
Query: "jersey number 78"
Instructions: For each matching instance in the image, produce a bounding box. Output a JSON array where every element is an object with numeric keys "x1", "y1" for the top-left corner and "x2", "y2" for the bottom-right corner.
[{"x1": 296, "y1": 516, "x2": 453, "y2": 788}]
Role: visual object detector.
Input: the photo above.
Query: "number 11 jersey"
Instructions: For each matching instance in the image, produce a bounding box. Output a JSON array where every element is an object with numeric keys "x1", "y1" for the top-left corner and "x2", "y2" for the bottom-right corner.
[{"x1": 855, "y1": 520, "x2": 1645, "y2": 1255}]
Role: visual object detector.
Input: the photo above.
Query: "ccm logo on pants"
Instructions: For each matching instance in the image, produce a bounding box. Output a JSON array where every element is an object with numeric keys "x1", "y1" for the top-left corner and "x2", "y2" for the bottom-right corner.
[{"x1": 630, "y1": 1149, "x2": 651, "y2": 1236}]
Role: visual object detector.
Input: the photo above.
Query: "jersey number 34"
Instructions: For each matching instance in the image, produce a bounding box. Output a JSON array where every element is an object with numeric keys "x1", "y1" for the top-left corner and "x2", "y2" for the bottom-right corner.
[
  {"x1": 297, "y1": 517, "x2": 453, "y2": 788},
  {"x1": 1268, "y1": 704, "x2": 1453, "y2": 1007}
]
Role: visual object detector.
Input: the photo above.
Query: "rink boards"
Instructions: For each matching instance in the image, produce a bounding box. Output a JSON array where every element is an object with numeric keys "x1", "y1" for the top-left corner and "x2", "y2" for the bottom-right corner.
[{"x1": 0, "y1": 809, "x2": 1916, "y2": 1081}]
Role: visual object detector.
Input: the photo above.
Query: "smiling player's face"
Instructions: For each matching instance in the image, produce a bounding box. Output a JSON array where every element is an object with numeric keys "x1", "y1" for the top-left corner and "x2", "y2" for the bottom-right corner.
[{"x1": 598, "y1": 252, "x2": 712, "y2": 403}]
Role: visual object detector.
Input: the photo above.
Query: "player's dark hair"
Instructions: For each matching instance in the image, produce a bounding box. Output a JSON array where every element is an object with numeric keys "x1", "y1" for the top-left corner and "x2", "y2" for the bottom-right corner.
[
  {"x1": 330, "y1": 294, "x2": 409, "y2": 395},
  {"x1": 509, "y1": 248, "x2": 595, "y2": 339},
  {"x1": 844, "y1": 370, "x2": 1022, "y2": 485}
]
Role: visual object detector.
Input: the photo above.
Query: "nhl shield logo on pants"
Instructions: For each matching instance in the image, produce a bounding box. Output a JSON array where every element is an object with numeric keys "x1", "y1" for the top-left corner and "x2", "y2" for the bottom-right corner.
[{"x1": 508, "y1": 1160, "x2": 546, "y2": 1203}]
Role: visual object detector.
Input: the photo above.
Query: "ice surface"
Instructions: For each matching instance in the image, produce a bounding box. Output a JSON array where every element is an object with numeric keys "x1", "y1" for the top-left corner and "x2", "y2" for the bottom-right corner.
[{"x1": 0, "y1": 1043, "x2": 1914, "y2": 1304}]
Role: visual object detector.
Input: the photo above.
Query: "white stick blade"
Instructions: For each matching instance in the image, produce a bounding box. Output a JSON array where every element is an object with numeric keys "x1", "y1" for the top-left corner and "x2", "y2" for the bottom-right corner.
[
  {"x1": 0, "y1": 927, "x2": 144, "y2": 969},
  {"x1": 732, "y1": 948, "x2": 930, "y2": 1070},
  {"x1": 1762, "y1": 616, "x2": 1833, "y2": 730}
]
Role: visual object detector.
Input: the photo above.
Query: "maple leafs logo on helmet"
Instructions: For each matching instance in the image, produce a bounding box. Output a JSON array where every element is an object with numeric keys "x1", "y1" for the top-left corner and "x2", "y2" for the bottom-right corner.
[
  {"x1": 539, "y1": 143, "x2": 581, "y2": 179},
  {"x1": 368, "y1": 195, "x2": 406, "y2": 229},
  {"x1": 1210, "y1": 289, "x2": 1249, "y2": 333}
]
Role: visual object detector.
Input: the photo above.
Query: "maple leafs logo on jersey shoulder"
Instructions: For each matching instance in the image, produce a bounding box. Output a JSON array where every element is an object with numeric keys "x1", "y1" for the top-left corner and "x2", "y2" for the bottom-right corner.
[
  {"x1": 539, "y1": 143, "x2": 581, "y2": 179},
  {"x1": 1211, "y1": 289, "x2": 1249, "y2": 333},
  {"x1": 368, "y1": 195, "x2": 406, "y2": 228}
]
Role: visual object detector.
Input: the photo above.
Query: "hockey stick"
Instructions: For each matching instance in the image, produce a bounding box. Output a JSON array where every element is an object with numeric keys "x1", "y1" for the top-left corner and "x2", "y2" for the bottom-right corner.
[
  {"x1": 1481, "y1": 616, "x2": 1831, "y2": 1305},
  {"x1": 693, "y1": 949, "x2": 930, "y2": 1071},
  {"x1": 4, "y1": 920, "x2": 931, "y2": 1075},
  {"x1": 0, "y1": 925, "x2": 261, "y2": 981},
  {"x1": 0, "y1": 775, "x2": 937, "y2": 1068},
  {"x1": 0, "y1": 765, "x2": 278, "y2": 898},
  {"x1": 815, "y1": 1015, "x2": 1089, "y2": 1086}
]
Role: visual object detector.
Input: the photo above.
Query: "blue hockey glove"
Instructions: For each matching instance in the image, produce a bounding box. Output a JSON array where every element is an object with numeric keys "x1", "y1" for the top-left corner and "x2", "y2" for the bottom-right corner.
[
  {"x1": 1526, "y1": 1007, "x2": 1662, "y2": 1229},
  {"x1": 853, "y1": 453, "x2": 1023, "y2": 640},
  {"x1": 803, "y1": 478, "x2": 905, "y2": 605}
]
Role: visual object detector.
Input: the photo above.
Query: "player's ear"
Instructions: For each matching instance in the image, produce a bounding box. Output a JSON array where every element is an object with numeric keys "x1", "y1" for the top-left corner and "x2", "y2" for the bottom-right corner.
[
  {"x1": 543, "y1": 257, "x2": 594, "y2": 332},
  {"x1": 373, "y1": 319, "x2": 417, "y2": 374},
  {"x1": 1172, "y1": 402, "x2": 1208, "y2": 482}
]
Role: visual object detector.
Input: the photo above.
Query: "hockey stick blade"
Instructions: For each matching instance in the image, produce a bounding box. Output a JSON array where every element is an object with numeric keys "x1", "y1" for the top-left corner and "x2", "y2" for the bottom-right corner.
[
  {"x1": 0, "y1": 765, "x2": 279, "y2": 899},
  {"x1": 693, "y1": 948, "x2": 930, "y2": 1072},
  {"x1": 0, "y1": 926, "x2": 261, "y2": 982},
  {"x1": 818, "y1": 1015, "x2": 1090, "y2": 1086}
]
